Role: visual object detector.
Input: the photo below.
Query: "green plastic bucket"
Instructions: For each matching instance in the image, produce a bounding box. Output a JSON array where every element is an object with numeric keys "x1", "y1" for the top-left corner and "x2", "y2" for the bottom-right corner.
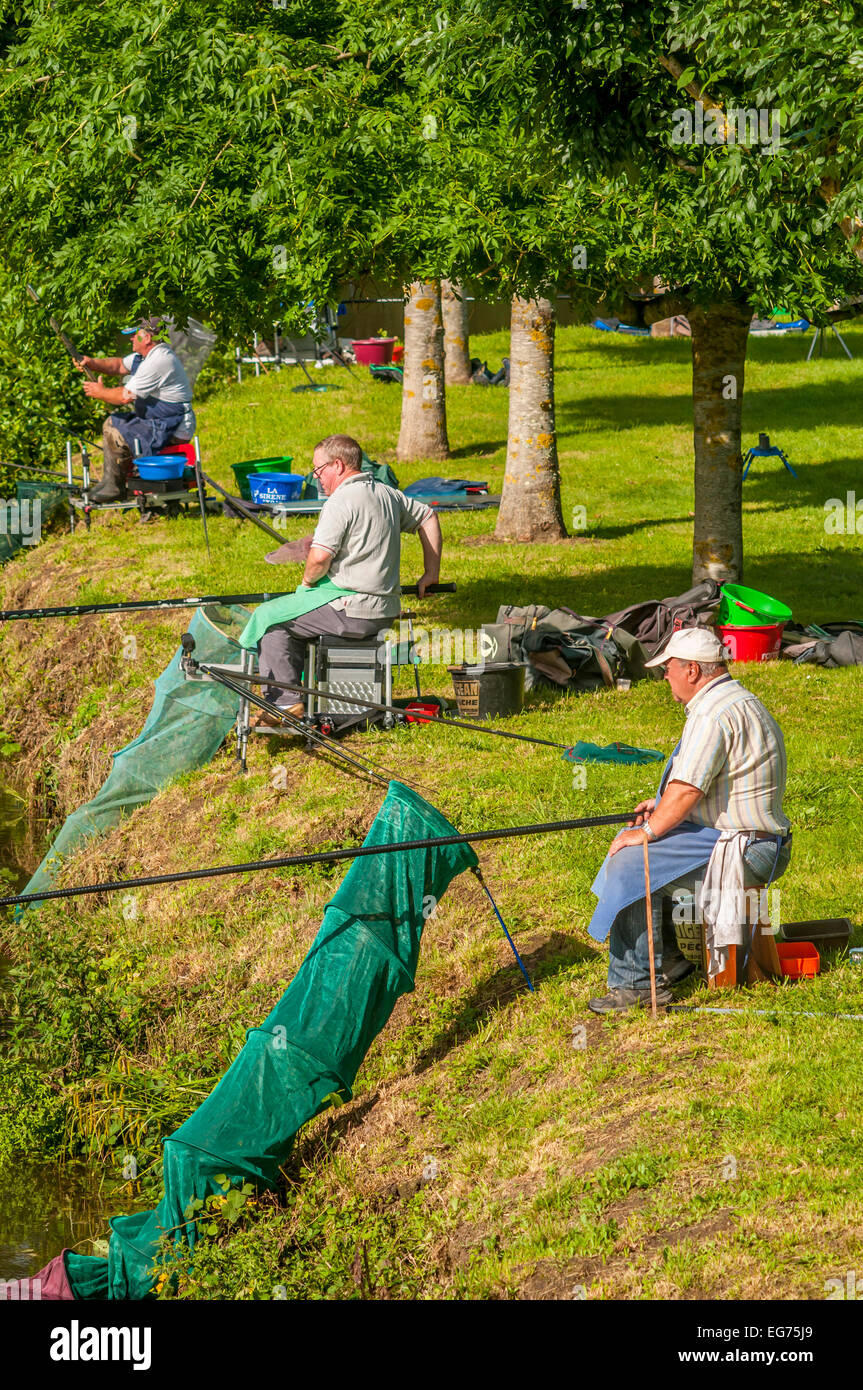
[
  {"x1": 231, "y1": 455, "x2": 294, "y2": 501},
  {"x1": 718, "y1": 583, "x2": 792, "y2": 627}
]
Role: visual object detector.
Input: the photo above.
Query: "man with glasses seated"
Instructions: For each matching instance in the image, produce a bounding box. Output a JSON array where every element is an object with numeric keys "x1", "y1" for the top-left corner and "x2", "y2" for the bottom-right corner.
[{"x1": 241, "y1": 433, "x2": 443, "y2": 726}]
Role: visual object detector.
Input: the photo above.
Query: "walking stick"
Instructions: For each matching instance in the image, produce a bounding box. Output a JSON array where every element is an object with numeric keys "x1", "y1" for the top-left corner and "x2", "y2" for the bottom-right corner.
[{"x1": 643, "y1": 831, "x2": 658, "y2": 1019}]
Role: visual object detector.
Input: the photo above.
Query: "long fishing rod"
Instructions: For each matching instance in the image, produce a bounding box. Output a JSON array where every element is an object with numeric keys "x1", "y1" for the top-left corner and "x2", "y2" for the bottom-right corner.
[
  {"x1": 181, "y1": 636, "x2": 424, "y2": 792},
  {"x1": 25, "y1": 407, "x2": 105, "y2": 452},
  {"x1": 2, "y1": 459, "x2": 85, "y2": 485},
  {"x1": 0, "y1": 583, "x2": 456, "y2": 624},
  {"x1": 0, "y1": 591, "x2": 295, "y2": 623},
  {"x1": 220, "y1": 670, "x2": 647, "y2": 758},
  {"x1": 198, "y1": 469, "x2": 286, "y2": 544},
  {"x1": 26, "y1": 284, "x2": 96, "y2": 381},
  {"x1": 668, "y1": 1005, "x2": 863, "y2": 1022},
  {"x1": 0, "y1": 810, "x2": 634, "y2": 910}
]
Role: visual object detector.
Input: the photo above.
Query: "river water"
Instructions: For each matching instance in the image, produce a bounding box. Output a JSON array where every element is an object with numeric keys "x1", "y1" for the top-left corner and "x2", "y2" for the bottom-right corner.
[{"x1": 0, "y1": 783, "x2": 135, "y2": 1282}]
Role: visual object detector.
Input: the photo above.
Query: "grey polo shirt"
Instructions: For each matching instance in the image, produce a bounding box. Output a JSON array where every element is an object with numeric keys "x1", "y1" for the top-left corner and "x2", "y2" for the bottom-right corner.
[{"x1": 312, "y1": 473, "x2": 432, "y2": 620}]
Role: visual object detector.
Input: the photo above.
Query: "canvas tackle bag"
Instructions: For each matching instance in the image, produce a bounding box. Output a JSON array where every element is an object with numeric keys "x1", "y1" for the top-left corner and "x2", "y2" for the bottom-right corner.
[{"x1": 481, "y1": 580, "x2": 722, "y2": 691}]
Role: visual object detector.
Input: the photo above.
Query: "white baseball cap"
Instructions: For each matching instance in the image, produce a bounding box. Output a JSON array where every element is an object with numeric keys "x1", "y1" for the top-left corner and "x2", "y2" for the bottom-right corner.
[{"x1": 645, "y1": 627, "x2": 727, "y2": 668}]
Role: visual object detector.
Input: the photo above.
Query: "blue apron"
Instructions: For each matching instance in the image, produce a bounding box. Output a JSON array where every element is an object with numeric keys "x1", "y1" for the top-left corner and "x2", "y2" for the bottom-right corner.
[
  {"x1": 587, "y1": 740, "x2": 721, "y2": 942},
  {"x1": 110, "y1": 400, "x2": 187, "y2": 455},
  {"x1": 110, "y1": 352, "x2": 188, "y2": 453}
]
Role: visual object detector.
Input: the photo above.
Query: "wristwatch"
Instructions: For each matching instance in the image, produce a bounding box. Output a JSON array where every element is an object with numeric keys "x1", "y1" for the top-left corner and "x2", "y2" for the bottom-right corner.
[{"x1": 643, "y1": 820, "x2": 657, "y2": 841}]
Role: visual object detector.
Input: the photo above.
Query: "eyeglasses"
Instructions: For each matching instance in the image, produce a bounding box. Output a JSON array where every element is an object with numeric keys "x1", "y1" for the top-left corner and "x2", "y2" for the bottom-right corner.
[{"x1": 312, "y1": 458, "x2": 341, "y2": 479}]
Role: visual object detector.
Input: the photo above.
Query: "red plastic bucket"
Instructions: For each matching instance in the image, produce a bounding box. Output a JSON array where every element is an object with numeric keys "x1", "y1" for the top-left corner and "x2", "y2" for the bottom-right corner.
[
  {"x1": 351, "y1": 337, "x2": 395, "y2": 365},
  {"x1": 718, "y1": 622, "x2": 784, "y2": 662}
]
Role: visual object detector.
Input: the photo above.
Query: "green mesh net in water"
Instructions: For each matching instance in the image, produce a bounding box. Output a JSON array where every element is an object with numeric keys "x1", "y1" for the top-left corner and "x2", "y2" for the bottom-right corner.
[
  {"x1": 20, "y1": 604, "x2": 246, "y2": 906},
  {"x1": 64, "y1": 781, "x2": 477, "y2": 1299},
  {"x1": 0, "y1": 480, "x2": 66, "y2": 565}
]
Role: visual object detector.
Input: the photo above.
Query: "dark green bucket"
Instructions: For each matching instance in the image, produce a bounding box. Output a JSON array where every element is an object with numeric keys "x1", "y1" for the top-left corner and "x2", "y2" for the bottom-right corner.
[
  {"x1": 231, "y1": 455, "x2": 294, "y2": 501},
  {"x1": 448, "y1": 662, "x2": 525, "y2": 719}
]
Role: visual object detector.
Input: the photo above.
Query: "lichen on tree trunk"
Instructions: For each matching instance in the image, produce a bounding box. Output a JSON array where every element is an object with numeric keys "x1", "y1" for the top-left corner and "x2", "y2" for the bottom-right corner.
[
  {"x1": 397, "y1": 280, "x2": 450, "y2": 462},
  {"x1": 689, "y1": 301, "x2": 751, "y2": 584},
  {"x1": 494, "y1": 295, "x2": 566, "y2": 542},
  {"x1": 441, "y1": 279, "x2": 472, "y2": 384}
]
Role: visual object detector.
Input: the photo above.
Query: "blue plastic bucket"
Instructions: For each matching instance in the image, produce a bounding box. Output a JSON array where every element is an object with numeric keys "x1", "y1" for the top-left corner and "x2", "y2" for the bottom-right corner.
[
  {"x1": 136, "y1": 455, "x2": 189, "y2": 481},
  {"x1": 248, "y1": 472, "x2": 305, "y2": 504}
]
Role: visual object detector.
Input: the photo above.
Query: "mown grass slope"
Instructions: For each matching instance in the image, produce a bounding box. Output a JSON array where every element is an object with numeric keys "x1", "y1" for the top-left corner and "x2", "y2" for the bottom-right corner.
[{"x1": 1, "y1": 324, "x2": 862, "y2": 1299}]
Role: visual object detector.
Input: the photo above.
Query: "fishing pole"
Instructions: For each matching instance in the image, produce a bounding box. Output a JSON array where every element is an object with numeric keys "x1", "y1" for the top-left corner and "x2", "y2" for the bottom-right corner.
[
  {"x1": 0, "y1": 810, "x2": 635, "y2": 909},
  {"x1": 198, "y1": 469, "x2": 287, "y2": 544},
  {"x1": 185, "y1": 636, "x2": 533, "y2": 978},
  {"x1": 25, "y1": 284, "x2": 96, "y2": 380},
  {"x1": 24, "y1": 407, "x2": 105, "y2": 452},
  {"x1": 0, "y1": 583, "x2": 456, "y2": 624},
  {"x1": 181, "y1": 635, "x2": 426, "y2": 792},
  {"x1": 668, "y1": 1005, "x2": 863, "y2": 1022},
  {"x1": 221, "y1": 670, "x2": 654, "y2": 759},
  {"x1": 1, "y1": 460, "x2": 85, "y2": 487},
  {"x1": 0, "y1": 591, "x2": 295, "y2": 623}
]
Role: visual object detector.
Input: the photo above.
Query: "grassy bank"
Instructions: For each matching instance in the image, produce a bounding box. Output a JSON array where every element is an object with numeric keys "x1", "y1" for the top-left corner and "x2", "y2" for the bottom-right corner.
[{"x1": 1, "y1": 324, "x2": 862, "y2": 1299}]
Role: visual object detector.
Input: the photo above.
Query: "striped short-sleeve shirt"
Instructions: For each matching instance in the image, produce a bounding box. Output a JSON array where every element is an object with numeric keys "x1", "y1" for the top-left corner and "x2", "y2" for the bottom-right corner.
[{"x1": 667, "y1": 676, "x2": 790, "y2": 834}]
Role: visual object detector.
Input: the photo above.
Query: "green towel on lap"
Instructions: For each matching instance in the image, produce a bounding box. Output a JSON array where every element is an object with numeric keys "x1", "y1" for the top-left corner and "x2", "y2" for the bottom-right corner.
[{"x1": 239, "y1": 577, "x2": 353, "y2": 649}]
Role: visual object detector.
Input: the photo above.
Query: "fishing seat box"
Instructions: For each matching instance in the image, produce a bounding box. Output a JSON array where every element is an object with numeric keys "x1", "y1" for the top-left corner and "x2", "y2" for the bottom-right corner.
[
  {"x1": 307, "y1": 634, "x2": 388, "y2": 717},
  {"x1": 671, "y1": 905, "x2": 853, "y2": 989}
]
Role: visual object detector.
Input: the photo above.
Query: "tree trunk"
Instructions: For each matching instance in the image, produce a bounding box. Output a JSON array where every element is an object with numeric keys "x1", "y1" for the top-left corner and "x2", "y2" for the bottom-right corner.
[
  {"x1": 689, "y1": 302, "x2": 751, "y2": 583},
  {"x1": 397, "y1": 281, "x2": 449, "y2": 462},
  {"x1": 494, "y1": 295, "x2": 566, "y2": 542},
  {"x1": 441, "y1": 279, "x2": 472, "y2": 383}
]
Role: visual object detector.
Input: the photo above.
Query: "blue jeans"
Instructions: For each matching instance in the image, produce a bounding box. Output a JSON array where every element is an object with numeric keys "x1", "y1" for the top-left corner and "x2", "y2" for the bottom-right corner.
[{"x1": 606, "y1": 837, "x2": 791, "y2": 992}]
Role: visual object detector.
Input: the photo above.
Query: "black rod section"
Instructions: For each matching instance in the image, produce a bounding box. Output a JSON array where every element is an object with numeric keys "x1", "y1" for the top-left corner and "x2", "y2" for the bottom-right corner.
[
  {"x1": 1, "y1": 812, "x2": 634, "y2": 908},
  {"x1": 220, "y1": 671, "x2": 587, "y2": 753},
  {"x1": 0, "y1": 592, "x2": 292, "y2": 622},
  {"x1": 198, "y1": 470, "x2": 286, "y2": 543}
]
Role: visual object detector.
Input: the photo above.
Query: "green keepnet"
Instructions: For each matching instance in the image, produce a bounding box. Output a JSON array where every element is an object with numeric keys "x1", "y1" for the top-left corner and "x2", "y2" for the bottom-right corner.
[{"x1": 64, "y1": 781, "x2": 478, "y2": 1300}]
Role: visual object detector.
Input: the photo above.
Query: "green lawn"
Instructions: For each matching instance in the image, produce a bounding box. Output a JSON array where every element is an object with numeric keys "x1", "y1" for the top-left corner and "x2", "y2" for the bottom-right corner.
[{"x1": 1, "y1": 323, "x2": 862, "y2": 1299}]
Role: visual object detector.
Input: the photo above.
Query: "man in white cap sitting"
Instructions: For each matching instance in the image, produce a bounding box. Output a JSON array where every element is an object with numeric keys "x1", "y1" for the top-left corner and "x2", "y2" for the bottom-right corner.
[{"x1": 586, "y1": 627, "x2": 792, "y2": 1013}]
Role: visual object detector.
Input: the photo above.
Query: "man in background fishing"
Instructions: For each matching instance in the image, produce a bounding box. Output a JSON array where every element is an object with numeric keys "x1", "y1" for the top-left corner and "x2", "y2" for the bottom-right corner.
[
  {"x1": 74, "y1": 315, "x2": 196, "y2": 502},
  {"x1": 586, "y1": 629, "x2": 792, "y2": 1013},
  {"x1": 239, "y1": 433, "x2": 443, "y2": 726}
]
